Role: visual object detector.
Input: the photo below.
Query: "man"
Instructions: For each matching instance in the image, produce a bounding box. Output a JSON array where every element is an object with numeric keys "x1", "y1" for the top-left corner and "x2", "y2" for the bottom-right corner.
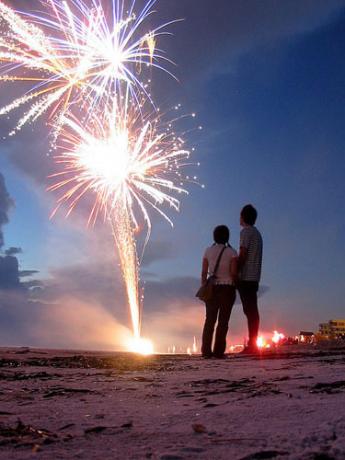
[{"x1": 237, "y1": 204, "x2": 263, "y2": 353}]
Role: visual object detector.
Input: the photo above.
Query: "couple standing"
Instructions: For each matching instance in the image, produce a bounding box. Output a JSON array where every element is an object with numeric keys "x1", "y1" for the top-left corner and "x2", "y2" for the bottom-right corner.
[{"x1": 201, "y1": 204, "x2": 263, "y2": 358}]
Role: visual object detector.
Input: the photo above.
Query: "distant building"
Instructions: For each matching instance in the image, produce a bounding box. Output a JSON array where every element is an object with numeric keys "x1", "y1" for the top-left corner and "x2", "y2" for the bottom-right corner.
[
  {"x1": 298, "y1": 331, "x2": 315, "y2": 344},
  {"x1": 319, "y1": 319, "x2": 345, "y2": 338}
]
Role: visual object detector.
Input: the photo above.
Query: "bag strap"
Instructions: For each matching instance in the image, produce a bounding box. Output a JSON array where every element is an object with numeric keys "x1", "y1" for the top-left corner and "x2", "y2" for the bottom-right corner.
[{"x1": 212, "y1": 246, "x2": 227, "y2": 277}]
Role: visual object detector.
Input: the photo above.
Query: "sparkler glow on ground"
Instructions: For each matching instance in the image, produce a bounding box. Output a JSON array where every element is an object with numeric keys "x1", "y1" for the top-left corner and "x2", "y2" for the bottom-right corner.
[
  {"x1": 256, "y1": 331, "x2": 286, "y2": 350},
  {"x1": 0, "y1": 1, "x2": 197, "y2": 354}
]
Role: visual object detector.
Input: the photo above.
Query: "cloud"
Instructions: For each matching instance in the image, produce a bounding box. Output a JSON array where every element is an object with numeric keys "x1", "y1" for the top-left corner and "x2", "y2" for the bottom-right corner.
[
  {"x1": 161, "y1": 0, "x2": 345, "y2": 81},
  {"x1": 143, "y1": 275, "x2": 269, "y2": 312},
  {"x1": 3, "y1": 134, "x2": 52, "y2": 184},
  {"x1": 144, "y1": 302, "x2": 204, "y2": 353},
  {"x1": 0, "y1": 173, "x2": 132, "y2": 349},
  {"x1": 0, "y1": 173, "x2": 14, "y2": 248},
  {"x1": 141, "y1": 241, "x2": 176, "y2": 267},
  {"x1": 0, "y1": 176, "x2": 41, "y2": 289},
  {"x1": 5, "y1": 246, "x2": 22, "y2": 256},
  {"x1": 0, "y1": 173, "x2": 38, "y2": 291},
  {"x1": 38, "y1": 261, "x2": 127, "y2": 318},
  {"x1": 19, "y1": 269, "x2": 39, "y2": 278},
  {"x1": 0, "y1": 291, "x2": 132, "y2": 351},
  {"x1": 143, "y1": 276, "x2": 200, "y2": 312},
  {"x1": 0, "y1": 246, "x2": 271, "y2": 350},
  {"x1": 0, "y1": 255, "x2": 21, "y2": 289},
  {"x1": 32, "y1": 297, "x2": 132, "y2": 351},
  {"x1": 0, "y1": 178, "x2": 39, "y2": 290},
  {"x1": 0, "y1": 253, "x2": 41, "y2": 290}
]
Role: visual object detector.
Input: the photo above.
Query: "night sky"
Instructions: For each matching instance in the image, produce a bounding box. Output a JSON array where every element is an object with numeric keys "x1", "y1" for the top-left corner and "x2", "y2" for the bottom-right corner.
[{"x1": 0, "y1": 0, "x2": 344, "y2": 351}]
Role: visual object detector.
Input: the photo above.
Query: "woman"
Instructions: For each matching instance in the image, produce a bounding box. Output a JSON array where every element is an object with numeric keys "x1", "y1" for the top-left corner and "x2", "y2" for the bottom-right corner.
[{"x1": 201, "y1": 225, "x2": 237, "y2": 358}]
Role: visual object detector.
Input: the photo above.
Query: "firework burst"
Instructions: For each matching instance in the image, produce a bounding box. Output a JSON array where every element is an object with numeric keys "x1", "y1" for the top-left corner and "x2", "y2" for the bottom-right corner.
[
  {"x1": 48, "y1": 95, "x2": 194, "y2": 340},
  {"x1": 49, "y1": 97, "x2": 190, "y2": 229},
  {"x1": 0, "y1": 0, "x2": 176, "y2": 135}
]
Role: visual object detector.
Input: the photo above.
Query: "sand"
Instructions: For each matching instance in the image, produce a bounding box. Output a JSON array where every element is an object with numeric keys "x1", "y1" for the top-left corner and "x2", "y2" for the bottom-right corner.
[{"x1": 0, "y1": 345, "x2": 344, "y2": 460}]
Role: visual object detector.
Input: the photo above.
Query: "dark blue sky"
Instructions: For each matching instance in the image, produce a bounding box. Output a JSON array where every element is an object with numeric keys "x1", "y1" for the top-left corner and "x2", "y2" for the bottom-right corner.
[{"x1": 0, "y1": 0, "x2": 344, "y2": 350}]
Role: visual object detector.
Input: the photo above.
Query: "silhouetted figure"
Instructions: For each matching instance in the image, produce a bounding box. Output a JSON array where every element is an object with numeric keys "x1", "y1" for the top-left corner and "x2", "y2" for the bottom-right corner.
[
  {"x1": 201, "y1": 225, "x2": 237, "y2": 358},
  {"x1": 237, "y1": 205, "x2": 263, "y2": 353}
]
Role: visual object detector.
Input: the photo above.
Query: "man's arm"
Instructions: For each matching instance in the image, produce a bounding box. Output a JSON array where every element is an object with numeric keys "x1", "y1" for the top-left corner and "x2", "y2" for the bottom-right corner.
[
  {"x1": 230, "y1": 256, "x2": 238, "y2": 284},
  {"x1": 237, "y1": 246, "x2": 248, "y2": 272},
  {"x1": 201, "y1": 258, "x2": 208, "y2": 285},
  {"x1": 238, "y1": 228, "x2": 249, "y2": 272}
]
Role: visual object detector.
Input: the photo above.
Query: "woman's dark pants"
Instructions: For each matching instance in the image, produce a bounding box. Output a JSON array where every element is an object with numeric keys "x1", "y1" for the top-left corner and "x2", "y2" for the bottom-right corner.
[{"x1": 201, "y1": 285, "x2": 236, "y2": 357}]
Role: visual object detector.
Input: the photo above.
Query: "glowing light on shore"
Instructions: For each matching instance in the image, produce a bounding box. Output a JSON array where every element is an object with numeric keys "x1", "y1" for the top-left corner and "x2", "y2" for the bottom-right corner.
[
  {"x1": 256, "y1": 336, "x2": 265, "y2": 349},
  {"x1": 128, "y1": 336, "x2": 154, "y2": 355},
  {"x1": 192, "y1": 336, "x2": 198, "y2": 353},
  {"x1": 0, "y1": 0, "x2": 175, "y2": 134},
  {"x1": 256, "y1": 330, "x2": 286, "y2": 349},
  {"x1": 256, "y1": 336, "x2": 271, "y2": 349},
  {"x1": 272, "y1": 330, "x2": 285, "y2": 344}
]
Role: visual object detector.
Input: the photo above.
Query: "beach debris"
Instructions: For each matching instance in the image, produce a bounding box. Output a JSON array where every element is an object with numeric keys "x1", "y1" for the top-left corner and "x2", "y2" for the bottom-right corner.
[
  {"x1": 43, "y1": 387, "x2": 96, "y2": 398},
  {"x1": 0, "y1": 371, "x2": 60, "y2": 381},
  {"x1": 132, "y1": 376, "x2": 155, "y2": 382},
  {"x1": 192, "y1": 423, "x2": 207, "y2": 434},
  {"x1": 181, "y1": 446, "x2": 205, "y2": 453},
  {"x1": 186, "y1": 377, "x2": 281, "y2": 399},
  {"x1": 175, "y1": 390, "x2": 194, "y2": 398},
  {"x1": 309, "y1": 381, "x2": 345, "y2": 394},
  {"x1": 14, "y1": 348, "x2": 31, "y2": 355},
  {"x1": 84, "y1": 426, "x2": 107, "y2": 434},
  {"x1": 0, "y1": 419, "x2": 57, "y2": 447},
  {"x1": 58, "y1": 423, "x2": 75, "y2": 431},
  {"x1": 211, "y1": 437, "x2": 265, "y2": 444},
  {"x1": 160, "y1": 455, "x2": 184, "y2": 460},
  {"x1": 31, "y1": 443, "x2": 41, "y2": 453},
  {"x1": 121, "y1": 421, "x2": 133, "y2": 429},
  {"x1": 239, "y1": 451, "x2": 289, "y2": 459}
]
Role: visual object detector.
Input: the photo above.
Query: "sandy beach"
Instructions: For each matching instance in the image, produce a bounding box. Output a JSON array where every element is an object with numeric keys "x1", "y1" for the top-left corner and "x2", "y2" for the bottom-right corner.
[{"x1": 0, "y1": 345, "x2": 344, "y2": 459}]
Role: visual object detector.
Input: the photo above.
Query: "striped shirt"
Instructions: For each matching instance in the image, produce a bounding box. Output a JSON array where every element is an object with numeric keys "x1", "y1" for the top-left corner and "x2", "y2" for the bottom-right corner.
[{"x1": 240, "y1": 226, "x2": 263, "y2": 282}]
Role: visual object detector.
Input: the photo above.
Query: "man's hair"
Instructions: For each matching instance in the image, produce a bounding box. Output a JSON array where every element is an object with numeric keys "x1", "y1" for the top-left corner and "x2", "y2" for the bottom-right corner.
[
  {"x1": 241, "y1": 204, "x2": 258, "y2": 226},
  {"x1": 213, "y1": 225, "x2": 229, "y2": 245}
]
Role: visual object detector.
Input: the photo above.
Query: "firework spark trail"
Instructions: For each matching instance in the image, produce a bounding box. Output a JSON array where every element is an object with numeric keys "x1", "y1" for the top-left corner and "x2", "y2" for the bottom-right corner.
[
  {"x1": 48, "y1": 97, "x2": 192, "y2": 342},
  {"x1": 0, "y1": 0, "x2": 176, "y2": 135},
  {"x1": 111, "y1": 204, "x2": 140, "y2": 338}
]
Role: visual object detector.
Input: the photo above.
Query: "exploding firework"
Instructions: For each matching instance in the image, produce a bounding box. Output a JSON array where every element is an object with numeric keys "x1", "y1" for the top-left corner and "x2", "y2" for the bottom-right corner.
[
  {"x1": 0, "y1": 0, "x2": 175, "y2": 135},
  {"x1": 49, "y1": 96, "x2": 191, "y2": 229},
  {"x1": 0, "y1": 0, "x2": 199, "y2": 354},
  {"x1": 48, "y1": 95, "x2": 195, "y2": 344}
]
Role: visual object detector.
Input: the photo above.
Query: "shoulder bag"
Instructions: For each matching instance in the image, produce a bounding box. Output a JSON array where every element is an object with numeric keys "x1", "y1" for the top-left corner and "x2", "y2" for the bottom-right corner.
[{"x1": 195, "y1": 246, "x2": 227, "y2": 303}]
